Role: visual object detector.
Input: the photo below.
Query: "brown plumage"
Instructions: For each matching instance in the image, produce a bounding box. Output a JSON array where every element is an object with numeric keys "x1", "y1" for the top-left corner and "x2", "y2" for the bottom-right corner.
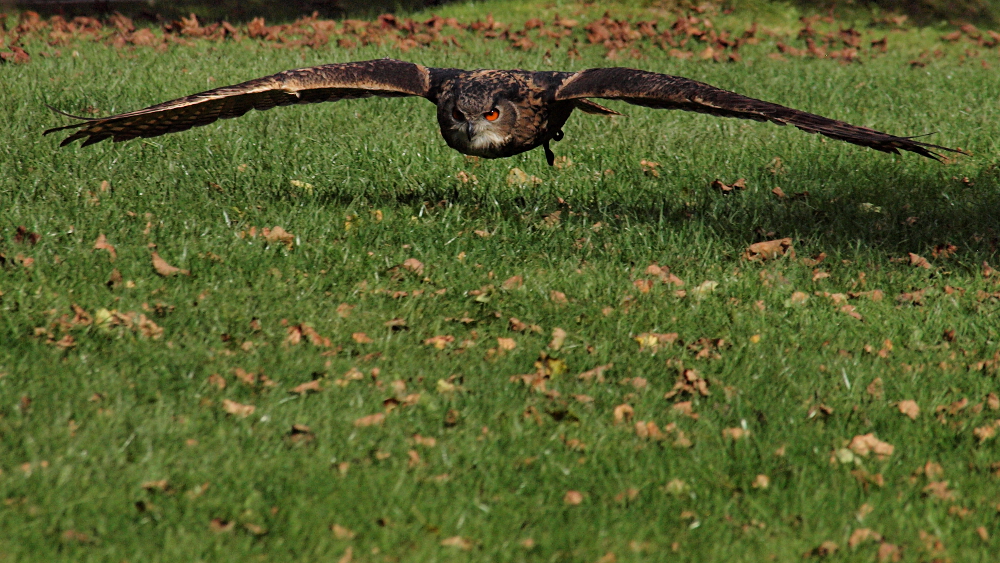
[{"x1": 45, "y1": 58, "x2": 962, "y2": 166}]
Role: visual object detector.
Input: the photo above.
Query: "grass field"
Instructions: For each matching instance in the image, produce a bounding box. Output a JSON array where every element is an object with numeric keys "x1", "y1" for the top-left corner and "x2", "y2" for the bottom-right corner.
[{"x1": 2, "y1": 1, "x2": 1000, "y2": 561}]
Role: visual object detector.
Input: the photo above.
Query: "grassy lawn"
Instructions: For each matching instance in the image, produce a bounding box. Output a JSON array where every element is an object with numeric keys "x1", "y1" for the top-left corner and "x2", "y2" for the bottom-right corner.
[{"x1": 2, "y1": 1, "x2": 1000, "y2": 561}]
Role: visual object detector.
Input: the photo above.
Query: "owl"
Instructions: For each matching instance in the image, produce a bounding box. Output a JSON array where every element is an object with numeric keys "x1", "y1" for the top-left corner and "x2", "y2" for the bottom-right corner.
[{"x1": 45, "y1": 58, "x2": 960, "y2": 166}]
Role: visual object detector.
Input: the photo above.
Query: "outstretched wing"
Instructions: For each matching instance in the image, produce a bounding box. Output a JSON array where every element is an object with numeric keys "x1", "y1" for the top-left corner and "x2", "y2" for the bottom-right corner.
[
  {"x1": 555, "y1": 67, "x2": 962, "y2": 160},
  {"x1": 45, "y1": 58, "x2": 432, "y2": 147}
]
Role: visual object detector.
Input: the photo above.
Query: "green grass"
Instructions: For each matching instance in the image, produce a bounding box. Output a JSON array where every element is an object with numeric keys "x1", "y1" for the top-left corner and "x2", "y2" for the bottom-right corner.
[{"x1": 2, "y1": 1, "x2": 1000, "y2": 561}]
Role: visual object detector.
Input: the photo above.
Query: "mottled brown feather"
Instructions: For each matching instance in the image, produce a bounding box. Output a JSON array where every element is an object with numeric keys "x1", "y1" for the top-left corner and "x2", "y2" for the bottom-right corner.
[
  {"x1": 44, "y1": 59, "x2": 431, "y2": 146},
  {"x1": 555, "y1": 67, "x2": 962, "y2": 160}
]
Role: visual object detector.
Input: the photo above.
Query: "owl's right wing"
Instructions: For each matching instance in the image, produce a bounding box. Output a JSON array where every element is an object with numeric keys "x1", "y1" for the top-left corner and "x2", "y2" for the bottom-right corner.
[
  {"x1": 45, "y1": 59, "x2": 434, "y2": 147},
  {"x1": 555, "y1": 67, "x2": 963, "y2": 161}
]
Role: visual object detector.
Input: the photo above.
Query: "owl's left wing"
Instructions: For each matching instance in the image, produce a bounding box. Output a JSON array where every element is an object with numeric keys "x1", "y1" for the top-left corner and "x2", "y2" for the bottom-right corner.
[
  {"x1": 554, "y1": 67, "x2": 962, "y2": 160},
  {"x1": 45, "y1": 59, "x2": 432, "y2": 147}
]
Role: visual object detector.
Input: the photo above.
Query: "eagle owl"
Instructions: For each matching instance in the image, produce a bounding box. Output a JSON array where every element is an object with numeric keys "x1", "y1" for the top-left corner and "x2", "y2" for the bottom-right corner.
[{"x1": 45, "y1": 58, "x2": 960, "y2": 166}]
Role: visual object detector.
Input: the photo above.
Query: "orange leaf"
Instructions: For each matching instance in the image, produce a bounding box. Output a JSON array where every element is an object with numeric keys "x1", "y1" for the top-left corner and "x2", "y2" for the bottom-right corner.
[
  {"x1": 351, "y1": 332, "x2": 373, "y2": 344},
  {"x1": 353, "y1": 413, "x2": 385, "y2": 427},
  {"x1": 93, "y1": 233, "x2": 117, "y2": 261},
  {"x1": 262, "y1": 226, "x2": 295, "y2": 249},
  {"x1": 897, "y1": 400, "x2": 920, "y2": 420},
  {"x1": 848, "y1": 433, "x2": 894, "y2": 460},
  {"x1": 402, "y1": 258, "x2": 424, "y2": 275},
  {"x1": 563, "y1": 490, "x2": 584, "y2": 505},
  {"x1": 744, "y1": 238, "x2": 794, "y2": 261},
  {"x1": 151, "y1": 251, "x2": 190, "y2": 276},
  {"x1": 290, "y1": 380, "x2": 321, "y2": 394},
  {"x1": 222, "y1": 399, "x2": 255, "y2": 418}
]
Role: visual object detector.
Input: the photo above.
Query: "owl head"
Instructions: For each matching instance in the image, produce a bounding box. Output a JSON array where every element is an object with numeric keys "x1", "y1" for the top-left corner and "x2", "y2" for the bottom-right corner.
[{"x1": 438, "y1": 92, "x2": 517, "y2": 158}]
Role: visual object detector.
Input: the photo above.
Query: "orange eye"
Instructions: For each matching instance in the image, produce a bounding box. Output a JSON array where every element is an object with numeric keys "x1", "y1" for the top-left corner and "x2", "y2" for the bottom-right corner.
[
  {"x1": 484, "y1": 108, "x2": 500, "y2": 121},
  {"x1": 452, "y1": 107, "x2": 464, "y2": 121}
]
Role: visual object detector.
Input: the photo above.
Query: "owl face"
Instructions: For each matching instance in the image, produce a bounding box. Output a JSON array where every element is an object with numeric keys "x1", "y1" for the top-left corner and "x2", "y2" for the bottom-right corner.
[{"x1": 439, "y1": 96, "x2": 517, "y2": 158}]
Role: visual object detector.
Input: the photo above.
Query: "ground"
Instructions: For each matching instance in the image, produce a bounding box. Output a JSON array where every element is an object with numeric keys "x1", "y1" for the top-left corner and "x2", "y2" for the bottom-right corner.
[{"x1": 1, "y1": 1, "x2": 1000, "y2": 561}]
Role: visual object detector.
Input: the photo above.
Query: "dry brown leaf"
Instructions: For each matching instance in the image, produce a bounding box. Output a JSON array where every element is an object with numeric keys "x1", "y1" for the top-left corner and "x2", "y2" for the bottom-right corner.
[
  {"x1": 922, "y1": 480, "x2": 954, "y2": 500},
  {"x1": 353, "y1": 413, "x2": 385, "y2": 427},
  {"x1": 710, "y1": 178, "x2": 747, "y2": 194},
  {"x1": 402, "y1": 258, "x2": 424, "y2": 275},
  {"x1": 897, "y1": 400, "x2": 920, "y2": 420},
  {"x1": 578, "y1": 363, "x2": 613, "y2": 383},
  {"x1": 424, "y1": 335, "x2": 455, "y2": 349},
  {"x1": 337, "y1": 546, "x2": 353, "y2": 563},
  {"x1": 908, "y1": 252, "x2": 932, "y2": 269},
  {"x1": 262, "y1": 226, "x2": 295, "y2": 249},
  {"x1": 549, "y1": 290, "x2": 568, "y2": 304},
  {"x1": 502, "y1": 275, "x2": 523, "y2": 290},
  {"x1": 497, "y1": 337, "x2": 516, "y2": 351},
  {"x1": 290, "y1": 379, "x2": 321, "y2": 394},
  {"x1": 744, "y1": 238, "x2": 794, "y2": 261},
  {"x1": 877, "y1": 543, "x2": 901, "y2": 562},
  {"x1": 549, "y1": 327, "x2": 567, "y2": 350},
  {"x1": 151, "y1": 251, "x2": 190, "y2": 276},
  {"x1": 336, "y1": 303, "x2": 354, "y2": 318},
  {"x1": 222, "y1": 399, "x2": 255, "y2": 418},
  {"x1": 93, "y1": 233, "x2": 116, "y2": 261},
  {"x1": 849, "y1": 433, "x2": 894, "y2": 460},
  {"x1": 752, "y1": 474, "x2": 770, "y2": 489},
  {"x1": 722, "y1": 427, "x2": 748, "y2": 440},
  {"x1": 848, "y1": 528, "x2": 883, "y2": 549},
  {"x1": 440, "y1": 536, "x2": 474, "y2": 550},
  {"x1": 351, "y1": 332, "x2": 373, "y2": 344},
  {"x1": 563, "y1": 490, "x2": 584, "y2": 505},
  {"x1": 613, "y1": 404, "x2": 634, "y2": 424}
]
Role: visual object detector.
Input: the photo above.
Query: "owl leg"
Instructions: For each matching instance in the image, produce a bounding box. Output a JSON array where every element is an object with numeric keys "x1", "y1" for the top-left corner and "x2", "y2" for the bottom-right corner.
[{"x1": 543, "y1": 129, "x2": 565, "y2": 167}]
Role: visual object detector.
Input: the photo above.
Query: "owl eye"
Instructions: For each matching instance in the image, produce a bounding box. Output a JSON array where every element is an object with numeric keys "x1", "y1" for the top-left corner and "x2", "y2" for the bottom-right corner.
[
  {"x1": 452, "y1": 107, "x2": 464, "y2": 121},
  {"x1": 484, "y1": 108, "x2": 500, "y2": 121}
]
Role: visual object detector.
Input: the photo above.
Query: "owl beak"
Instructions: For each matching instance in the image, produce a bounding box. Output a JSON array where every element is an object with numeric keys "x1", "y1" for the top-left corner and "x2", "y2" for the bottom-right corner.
[{"x1": 465, "y1": 121, "x2": 475, "y2": 140}]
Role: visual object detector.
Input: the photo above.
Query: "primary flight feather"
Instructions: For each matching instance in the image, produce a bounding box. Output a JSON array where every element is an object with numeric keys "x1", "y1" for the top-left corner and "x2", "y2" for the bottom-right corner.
[{"x1": 44, "y1": 58, "x2": 961, "y2": 166}]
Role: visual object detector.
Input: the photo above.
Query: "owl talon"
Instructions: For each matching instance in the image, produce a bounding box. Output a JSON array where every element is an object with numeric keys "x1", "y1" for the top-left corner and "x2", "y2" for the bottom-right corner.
[{"x1": 543, "y1": 141, "x2": 555, "y2": 166}]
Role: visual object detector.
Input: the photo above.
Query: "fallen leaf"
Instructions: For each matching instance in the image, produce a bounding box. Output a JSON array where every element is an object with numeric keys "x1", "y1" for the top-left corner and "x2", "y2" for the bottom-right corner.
[
  {"x1": 710, "y1": 178, "x2": 747, "y2": 194},
  {"x1": 502, "y1": 275, "x2": 523, "y2": 289},
  {"x1": 922, "y1": 480, "x2": 954, "y2": 500},
  {"x1": 897, "y1": 400, "x2": 920, "y2": 420},
  {"x1": 221, "y1": 399, "x2": 255, "y2": 418},
  {"x1": 877, "y1": 543, "x2": 901, "y2": 562},
  {"x1": 908, "y1": 252, "x2": 932, "y2": 269},
  {"x1": 353, "y1": 413, "x2": 385, "y2": 427},
  {"x1": 338, "y1": 546, "x2": 353, "y2": 563},
  {"x1": 690, "y1": 280, "x2": 718, "y2": 299},
  {"x1": 263, "y1": 226, "x2": 295, "y2": 249},
  {"x1": 331, "y1": 524, "x2": 356, "y2": 539},
  {"x1": 151, "y1": 252, "x2": 190, "y2": 276},
  {"x1": 549, "y1": 327, "x2": 567, "y2": 350},
  {"x1": 351, "y1": 332, "x2": 373, "y2": 344},
  {"x1": 93, "y1": 234, "x2": 116, "y2": 261},
  {"x1": 441, "y1": 536, "x2": 474, "y2": 550},
  {"x1": 402, "y1": 258, "x2": 424, "y2": 275},
  {"x1": 578, "y1": 363, "x2": 613, "y2": 382},
  {"x1": 549, "y1": 290, "x2": 568, "y2": 304},
  {"x1": 497, "y1": 337, "x2": 516, "y2": 351},
  {"x1": 613, "y1": 404, "x2": 634, "y2": 424},
  {"x1": 290, "y1": 379, "x2": 321, "y2": 394},
  {"x1": 752, "y1": 474, "x2": 770, "y2": 489},
  {"x1": 848, "y1": 528, "x2": 883, "y2": 549},
  {"x1": 722, "y1": 427, "x2": 748, "y2": 440},
  {"x1": 849, "y1": 433, "x2": 894, "y2": 460},
  {"x1": 424, "y1": 335, "x2": 455, "y2": 349},
  {"x1": 563, "y1": 490, "x2": 584, "y2": 505},
  {"x1": 744, "y1": 238, "x2": 794, "y2": 261}
]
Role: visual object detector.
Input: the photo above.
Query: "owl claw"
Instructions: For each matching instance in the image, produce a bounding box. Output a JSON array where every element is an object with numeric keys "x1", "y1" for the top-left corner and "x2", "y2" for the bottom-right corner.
[{"x1": 543, "y1": 141, "x2": 555, "y2": 166}]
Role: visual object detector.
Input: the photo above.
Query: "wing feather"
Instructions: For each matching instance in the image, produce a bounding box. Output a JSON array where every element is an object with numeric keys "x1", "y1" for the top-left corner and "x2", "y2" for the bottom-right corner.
[
  {"x1": 555, "y1": 67, "x2": 962, "y2": 160},
  {"x1": 45, "y1": 59, "x2": 432, "y2": 147}
]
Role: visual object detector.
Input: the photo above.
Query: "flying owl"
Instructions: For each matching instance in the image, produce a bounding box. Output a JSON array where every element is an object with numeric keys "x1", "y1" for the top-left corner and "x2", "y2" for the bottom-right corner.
[{"x1": 45, "y1": 58, "x2": 960, "y2": 166}]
